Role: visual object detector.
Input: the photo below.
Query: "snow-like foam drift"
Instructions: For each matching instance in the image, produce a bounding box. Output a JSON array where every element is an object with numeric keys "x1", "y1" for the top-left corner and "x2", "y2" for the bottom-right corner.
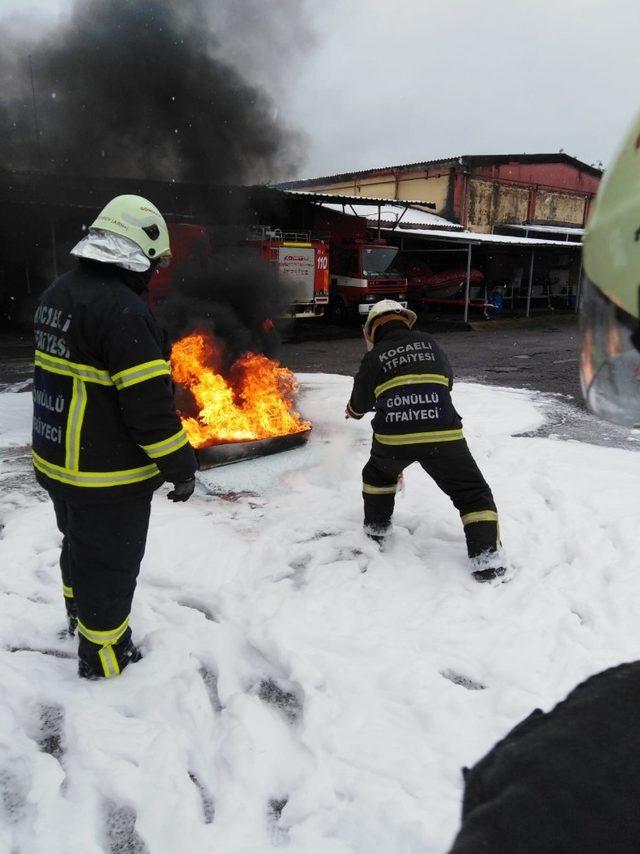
[{"x1": 0, "y1": 377, "x2": 639, "y2": 852}]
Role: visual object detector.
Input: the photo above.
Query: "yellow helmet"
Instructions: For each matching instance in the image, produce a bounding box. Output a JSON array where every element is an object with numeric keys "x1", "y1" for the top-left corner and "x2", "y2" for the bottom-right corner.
[
  {"x1": 91, "y1": 195, "x2": 171, "y2": 262},
  {"x1": 581, "y1": 111, "x2": 640, "y2": 426}
]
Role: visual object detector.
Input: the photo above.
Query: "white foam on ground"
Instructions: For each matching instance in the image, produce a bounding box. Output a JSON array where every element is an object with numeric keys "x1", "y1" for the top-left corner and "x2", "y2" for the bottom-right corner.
[{"x1": 0, "y1": 375, "x2": 639, "y2": 853}]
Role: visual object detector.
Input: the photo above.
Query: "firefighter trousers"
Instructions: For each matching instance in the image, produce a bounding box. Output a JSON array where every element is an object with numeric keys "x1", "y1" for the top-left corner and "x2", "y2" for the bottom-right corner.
[
  {"x1": 362, "y1": 439, "x2": 500, "y2": 558},
  {"x1": 52, "y1": 494, "x2": 152, "y2": 676}
]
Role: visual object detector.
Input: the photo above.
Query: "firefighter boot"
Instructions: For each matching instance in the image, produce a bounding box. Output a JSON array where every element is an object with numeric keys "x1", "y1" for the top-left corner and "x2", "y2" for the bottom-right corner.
[
  {"x1": 65, "y1": 598, "x2": 78, "y2": 637},
  {"x1": 364, "y1": 522, "x2": 390, "y2": 548},
  {"x1": 471, "y1": 550, "x2": 506, "y2": 583},
  {"x1": 78, "y1": 635, "x2": 143, "y2": 680},
  {"x1": 472, "y1": 565, "x2": 506, "y2": 583}
]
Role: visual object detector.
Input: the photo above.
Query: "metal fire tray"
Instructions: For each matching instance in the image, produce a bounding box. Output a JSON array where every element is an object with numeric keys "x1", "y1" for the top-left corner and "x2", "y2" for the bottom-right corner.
[{"x1": 195, "y1": 428, "x2": 311, "y2": 470}]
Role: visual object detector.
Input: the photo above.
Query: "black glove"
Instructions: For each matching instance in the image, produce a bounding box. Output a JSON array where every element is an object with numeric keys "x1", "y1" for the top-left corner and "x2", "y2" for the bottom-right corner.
[{"x1": 167, "y1": 476, "x2": 196, "y2": 502}]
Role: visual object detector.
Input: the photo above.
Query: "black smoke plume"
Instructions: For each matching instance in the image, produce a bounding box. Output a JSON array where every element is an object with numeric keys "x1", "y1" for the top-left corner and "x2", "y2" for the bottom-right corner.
[
  {"x1": 1, "y1": 0, "x2": 304, "y2": 183},
  {"x1": 0, "y1": 0, "x2": 315, "y2": 351},
  {"x1": 156, "y1": 243, "x2": 297, "y2": 367}
]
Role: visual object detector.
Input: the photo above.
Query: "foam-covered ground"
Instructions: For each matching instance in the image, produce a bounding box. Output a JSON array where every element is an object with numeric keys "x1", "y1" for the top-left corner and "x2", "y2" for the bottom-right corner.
[{"x1": 1, "y1": 375, "x2": 639, "y2": 853}]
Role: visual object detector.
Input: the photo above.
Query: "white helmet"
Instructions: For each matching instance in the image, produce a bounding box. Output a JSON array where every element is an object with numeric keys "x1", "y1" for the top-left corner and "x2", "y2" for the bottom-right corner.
[{"x1": 363, "y1": 299, "x2": 417, "y2": 345}]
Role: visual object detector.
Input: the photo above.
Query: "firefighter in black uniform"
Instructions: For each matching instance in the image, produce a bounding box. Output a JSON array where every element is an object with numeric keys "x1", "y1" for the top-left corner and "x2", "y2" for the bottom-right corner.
[
  {"x1": 345, "y1": 300, "x2": 504, "y2": 582},
  {"x1": 32, "y1": 194, "x2": 198, "y2": 678}
]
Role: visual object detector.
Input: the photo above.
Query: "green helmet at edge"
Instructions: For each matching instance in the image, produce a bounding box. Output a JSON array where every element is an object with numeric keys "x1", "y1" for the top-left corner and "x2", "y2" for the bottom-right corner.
[
  {"x1": 91, "y1": 195, "x2": 171, "y2": 262},
  {"x1": 581, "y1": 111, "x2": 640, "y2": 427}
]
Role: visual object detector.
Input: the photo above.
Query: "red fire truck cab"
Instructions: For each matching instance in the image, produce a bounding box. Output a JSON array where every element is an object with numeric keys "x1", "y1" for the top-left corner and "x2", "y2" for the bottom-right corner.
[{"x1": 329, "y1": 238, "x2": 408, "y2": 320}]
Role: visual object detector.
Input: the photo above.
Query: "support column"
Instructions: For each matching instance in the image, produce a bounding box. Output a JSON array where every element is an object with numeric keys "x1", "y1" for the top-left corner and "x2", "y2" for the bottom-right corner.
[
  {"x1": 525, "y1": 249, "x2": 535, "y2": 318},
  {"x1": 575, "y1": 251, "x2": 583, "y2": 314},
  {"x1": 463, "y1": 243, "x2": 473, "y2": 323}
]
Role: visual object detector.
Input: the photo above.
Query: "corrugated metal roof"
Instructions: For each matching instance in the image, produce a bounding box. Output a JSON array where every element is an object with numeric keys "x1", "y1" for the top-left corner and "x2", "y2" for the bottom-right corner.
[
  {"x1": 320, "y1": 201, "x2": 462, "y2": 231},
  {"x1": 278, "y1": 152, "x2": 603, "y2": 189},
  {"x1": 283, "y1": 189, "x2": 580, "y2": 244},
  {"x1": 498, "y1": 223, "x2": 584, "y2": 237},
  {"x1": 387, "y1": 226, "x2": 583, "y2": 249}
]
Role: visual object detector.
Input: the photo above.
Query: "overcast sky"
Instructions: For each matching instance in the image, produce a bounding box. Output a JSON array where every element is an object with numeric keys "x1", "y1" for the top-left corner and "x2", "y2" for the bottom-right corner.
[
  {"x1": 3, "y1": 0, "x2": 638, "y2": 181},
  {"x1": 283, "y1": 0, "x2": 640, "y2": 179}
]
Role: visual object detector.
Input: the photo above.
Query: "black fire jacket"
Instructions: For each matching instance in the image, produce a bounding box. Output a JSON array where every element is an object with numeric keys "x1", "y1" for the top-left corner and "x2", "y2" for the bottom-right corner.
[
  {"x1": 347, "y1": 323, "x2": 463, "y2": 451},
  {"x1": 449, "y1": 662, "x2": 640, "y2": 853},
  {"x1": 32, "y1": 261, "x2": 197, "y2": 503}
]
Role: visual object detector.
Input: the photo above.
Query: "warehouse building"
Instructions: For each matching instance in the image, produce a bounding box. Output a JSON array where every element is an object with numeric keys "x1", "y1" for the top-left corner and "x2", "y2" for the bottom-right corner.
[
  {"x1": 281, "y1": 154, "x2": 603, "y2": 319},
  {"x1": 279, "y1": 160, "x2": 599, "y2": 320},
  {"x1": 281, "y1": 153, "x2": 602, "y2": 235}
]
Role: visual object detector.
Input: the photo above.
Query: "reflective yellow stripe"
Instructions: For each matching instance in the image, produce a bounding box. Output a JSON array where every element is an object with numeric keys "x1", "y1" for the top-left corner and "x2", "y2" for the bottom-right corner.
[
  {"x1": 33, "y1": 450, "x2": 159, "y2": 488},
  {"x1": 374, "y1": 373, "x2": 450, "y2": 398},
  {"x1": 461, "y1": 511, "x2": 501, "y2": 549},
  {"x1": 62, "y1": 584, "x2": 74, "y2": 599},
  {"x1": 111, "y1": 359, "x2": 170, "y2": 390},
  {"x1": 34, "y1": 350, "x2": 112, "y2": 385},
  {"x1": 362, "y1": 482, "x2": 398, "y2": 495},
  {"x1": 112, "y1": 359, "x2": 169, "y2": 383},
  {"x1": 64, "y1": 377, "x2": 87, "y2": 471},
  {"x1": 140, "y1": 428, "x2": 189, "y2": 459},
  {"x1": 347, "y1": 401, "x2": 364, "y2": 418},
  {"x1": 98, "y1": 645, "x2": 121, "y2": 678},
  {"x1": 374, "y1": 429, "x2": 464, "y2": 445},
  {"x1": 461, "y1": 510, "x2": 499, "y2": 526},
  {"x1": 78, "y1": 615, "x2": 129, "y2": 646}
]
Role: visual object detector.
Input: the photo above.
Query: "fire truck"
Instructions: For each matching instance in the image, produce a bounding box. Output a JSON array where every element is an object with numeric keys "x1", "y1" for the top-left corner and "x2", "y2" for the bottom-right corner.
[
  {"x1": 328, "y1": 237, "x2": 408, "y2": 320},
  {"x1": 246, "y1": 226, "x2": 329, "y2": 318},
  {"x1": 150, "y1": 223, "x2": 330, "y2": 318}
]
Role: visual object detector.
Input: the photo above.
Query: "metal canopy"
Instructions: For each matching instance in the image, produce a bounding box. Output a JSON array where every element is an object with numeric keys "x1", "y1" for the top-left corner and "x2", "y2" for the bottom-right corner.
[
  {"x1": 319, "y1": 201, "x2": 461, "y2": 233},
  {"x1": 388, "y1": 226, "x2": 582, "y2": 320},
  {"x1": 385, "y1": 225, "x2": 582, "y2": 249},
  {"x1": 499, "y1": 223, "x2": 584, "y2": 235},
  {"x1": 496, "y1": 223, "x2": 584, "y2": 242}
]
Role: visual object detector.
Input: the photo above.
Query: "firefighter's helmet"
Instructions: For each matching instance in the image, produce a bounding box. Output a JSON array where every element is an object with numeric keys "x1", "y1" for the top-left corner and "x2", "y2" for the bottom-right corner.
[
  {"x1": 363, "y1": 299, "x2": 417, "y2": 345},
  {"x1": 90, "y1": 195, "x2": 171, "y2": 263},
  {"x1": 580, "y1": 111, "x2": 640, "y2": 426}
]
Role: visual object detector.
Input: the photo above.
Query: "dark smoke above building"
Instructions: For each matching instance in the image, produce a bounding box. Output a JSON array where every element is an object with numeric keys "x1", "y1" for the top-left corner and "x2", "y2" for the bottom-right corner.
[
  {"x1": 0, "y1": 0, "x2": 304, "y2": 185},
  {"x1": 0, "y1": 0, "x2": 318, "y2": 330}
]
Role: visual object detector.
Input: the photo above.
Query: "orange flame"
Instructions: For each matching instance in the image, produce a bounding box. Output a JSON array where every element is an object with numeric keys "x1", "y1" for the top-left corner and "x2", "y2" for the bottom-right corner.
[{"x1": 171, "y1": 331, "x2": 310, "y2": 448}]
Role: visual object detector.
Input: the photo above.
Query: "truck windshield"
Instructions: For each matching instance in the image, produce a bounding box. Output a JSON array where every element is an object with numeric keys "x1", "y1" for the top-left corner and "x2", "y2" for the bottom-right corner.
[{"x1": 362, "y1": 246, "x2": 399, "y2": 276}]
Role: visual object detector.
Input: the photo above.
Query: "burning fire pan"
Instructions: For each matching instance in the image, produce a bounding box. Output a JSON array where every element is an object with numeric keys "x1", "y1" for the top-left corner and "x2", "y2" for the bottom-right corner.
[{"x1": 196, "y1": 428, "x2": 311, "y2": 470}]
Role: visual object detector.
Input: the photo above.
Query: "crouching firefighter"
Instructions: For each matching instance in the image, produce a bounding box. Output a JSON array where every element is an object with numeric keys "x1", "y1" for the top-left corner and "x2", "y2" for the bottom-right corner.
[
  {"x1": 32, "y1": 195, "x2": 198, "y2": 678},
  {"x1": 345, "y1": 300, "x2": 505, "y2": 582}
]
